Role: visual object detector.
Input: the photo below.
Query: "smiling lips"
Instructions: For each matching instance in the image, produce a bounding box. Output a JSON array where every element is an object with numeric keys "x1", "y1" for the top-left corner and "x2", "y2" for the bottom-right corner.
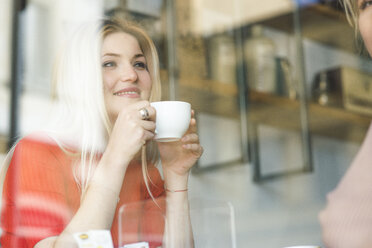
[{"x1": 113, "y1": 87, "x2": 140, "y2": 98}]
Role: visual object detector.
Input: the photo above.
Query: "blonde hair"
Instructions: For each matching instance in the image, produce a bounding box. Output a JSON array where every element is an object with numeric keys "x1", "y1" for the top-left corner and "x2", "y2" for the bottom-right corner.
[
  {"x1": 341, "y1": 0, "x2": 368, "y2": 55},
  {"x1": 100, "y1": 18, "x2": 162, "y2": 201},
  {"x1": 342, "y1": 0, "x2": 359, "y2": 30},
  {"x1": 1, "y1": 18, "x2": 162, "y2": 200}
]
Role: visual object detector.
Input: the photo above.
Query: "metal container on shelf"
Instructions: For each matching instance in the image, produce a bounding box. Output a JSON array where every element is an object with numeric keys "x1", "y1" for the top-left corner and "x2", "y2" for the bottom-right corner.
[
  {"x1": 209, "y1": 34, "x2": 237, "y2": 84},
  {"x1": 341, "y1": 66, "x2": 372, "y2": 116},
  {"x1": 312, "y1": 66, "x2": 372, "y2": 116},
  {"x1": 312, "y1": 68, "x2": 345, "y2": 108},
  {"x1": 275, "y1": 57, "x2": 298, "y2": 99},
  {"x1": 244, "y1": 25, "x2": 276, "y2": 93}
]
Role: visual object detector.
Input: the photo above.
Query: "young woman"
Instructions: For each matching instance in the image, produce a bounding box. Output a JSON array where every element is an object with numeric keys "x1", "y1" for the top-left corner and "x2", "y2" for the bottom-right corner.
[
  {"x1": 0, "y1": 18, "x2": 203, "y2": 248},
  {"x1": 319, "y1": 0, "x2": 372, "y2": 247}
]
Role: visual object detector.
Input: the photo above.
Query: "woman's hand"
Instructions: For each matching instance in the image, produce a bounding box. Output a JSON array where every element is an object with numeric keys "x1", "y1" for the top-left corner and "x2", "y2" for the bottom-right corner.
[
  {"x1": 157, "y1": 110, "x2": 203, "y2": 181},
  {"x1": 103, "y1": 100, "x2": 156, "y2": 167}
]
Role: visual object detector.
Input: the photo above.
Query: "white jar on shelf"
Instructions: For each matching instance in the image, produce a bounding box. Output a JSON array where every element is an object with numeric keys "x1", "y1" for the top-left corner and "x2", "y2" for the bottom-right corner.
[
  {"x1": 209, "y1": 34, "x2": 237, "y2": 84},
  {"x1": 244, "y1": 25, "x2": 276, "y2": 93}
]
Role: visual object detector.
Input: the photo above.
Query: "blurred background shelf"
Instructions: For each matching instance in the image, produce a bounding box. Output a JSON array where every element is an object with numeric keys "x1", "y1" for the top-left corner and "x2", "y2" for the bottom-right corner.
[
  {"x1": 249, "y1": 91, "x2": 371, "y2": 143},
  {"x1": 259, "y1": 4, "x2": 359, "y2": 55},
  {"x1": 160, "y1": 70, "x2": 239, "y2": 119},
  {"x1": 161, "y1": 65, "x2": 370, "y2": 143},
  {"x1": 161, "y1": 63, "x2": 370, "y2": 143}
]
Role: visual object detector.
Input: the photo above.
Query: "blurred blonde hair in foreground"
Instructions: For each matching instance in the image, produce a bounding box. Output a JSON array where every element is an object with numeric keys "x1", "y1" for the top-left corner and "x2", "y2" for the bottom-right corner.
[
  {"x1": 0, "y1": 17, "x2": 162, "y2": 200},
  {"x1": 342, "y1": 0, "x2": 358, "y2": 28}
]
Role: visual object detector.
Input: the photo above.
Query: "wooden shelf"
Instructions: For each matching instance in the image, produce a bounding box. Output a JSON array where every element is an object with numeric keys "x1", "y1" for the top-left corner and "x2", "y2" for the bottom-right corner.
[
  {"x1": 249, "y1": 91, "x2": 370, "y2": 143},
  {"x1": 259, "y1": 4, "x2": 359, "y2": 54},
  {"x1": 160, "y1": 68, "x2": 370, "y2": 143},
  {"x1": 160, "y1": 70, "x2": 239, "y2": 119}
]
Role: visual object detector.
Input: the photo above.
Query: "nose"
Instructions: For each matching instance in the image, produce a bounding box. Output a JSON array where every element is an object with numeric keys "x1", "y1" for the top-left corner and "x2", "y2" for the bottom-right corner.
[{"x1": 120, "y1": 64, "x2": 138, "y2": 83}]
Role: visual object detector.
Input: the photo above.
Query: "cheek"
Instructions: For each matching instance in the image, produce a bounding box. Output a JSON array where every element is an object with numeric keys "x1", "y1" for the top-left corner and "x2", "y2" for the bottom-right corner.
[
  {"x1": 102, "y1": 71, "x2": 115, "y2": 91},
  {"x1": 145, "y1": 79, "x2": 153, "y2": 98},
  {"x1": 144, "y1": 73, "x2": 153, "y2": 88},
  {"x1": 102, "y1": 74, "x2": 114, "y2": 108},
  {"x1": 139, "y1": 72, "x2": 153, "y2": 91}
]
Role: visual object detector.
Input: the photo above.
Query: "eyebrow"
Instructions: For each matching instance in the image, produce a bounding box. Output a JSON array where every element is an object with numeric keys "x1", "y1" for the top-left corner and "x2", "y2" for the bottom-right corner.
[
  {"x1": 133, "y1": 53, "x2": 145, "y2": 59},
  {"x1": 102, "y1": 53, "x2": 145, "y2": 59},
  {"x1": 102, "y1": 53, "x2": 120, "y2": 57}
]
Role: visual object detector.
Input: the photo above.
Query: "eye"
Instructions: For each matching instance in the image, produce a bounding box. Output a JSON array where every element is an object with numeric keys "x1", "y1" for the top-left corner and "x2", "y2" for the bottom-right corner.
[
  {"x1": 134, "y1": 61, "x2": 148, "y2": 70},
  {"x1": 360, "y1": 0, "x2": 372, "y2": 10},
  {"x1": 102, "y1": 61, "x2": 116, "y2": 68}
]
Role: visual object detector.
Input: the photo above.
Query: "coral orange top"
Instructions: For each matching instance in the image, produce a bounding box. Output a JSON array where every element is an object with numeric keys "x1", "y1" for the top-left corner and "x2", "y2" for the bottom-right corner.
[{"x1": 0, "y1": 135, "x2": 165, "y2": 248}]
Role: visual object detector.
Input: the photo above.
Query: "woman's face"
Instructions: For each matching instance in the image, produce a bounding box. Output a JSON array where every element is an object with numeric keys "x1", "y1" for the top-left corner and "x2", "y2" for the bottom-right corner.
[
  {"x1": 101, "y1": 32, "x2": 152, "y2": 122},
  {"x1": 358, "y1": 0, "x2": 372, "y2": 55}
]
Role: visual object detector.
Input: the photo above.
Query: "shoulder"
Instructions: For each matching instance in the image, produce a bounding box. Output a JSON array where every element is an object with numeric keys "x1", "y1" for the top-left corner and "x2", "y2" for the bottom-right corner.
[
  {"x1": 4, "y1": 133, "x2": 77, "y2": 191},
  {"x1": 14, "y1": 133, "x2": 61, "y2": 155},
  {"x1": 18, "y1": 132, "x2": 58, "y2": 146},
  {"x1": 11, "y1": 132, "x2": 76, "y2": 167}
]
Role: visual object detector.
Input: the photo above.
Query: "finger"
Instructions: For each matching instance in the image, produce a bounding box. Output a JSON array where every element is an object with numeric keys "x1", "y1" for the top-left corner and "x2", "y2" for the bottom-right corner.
[
  {"x1": 181, "y1": 133, "x2": 199, "y2": 143},
  {"x1": 134, "y1": 102, "x2": 156, "y2": 121},
  {"x1": 187, "y1": 118, "x2": 197, "y2": 133},
  {"x1": 143, "y1": 130, "x2": 155, "y2": 141},
  {"x1": 132, "y1": 100, "x2": 151, "y2": 110},
  {"x1": 137, "y1": 106, "x2": 156, "y2": 121},
  {"x1": 146, "y1": 106, "x2": 156, "y2": 121},
  {"x1": 182, "y1": 143, "x2": 204, "y2": 154},
  {"x1": 139, "y1": 120, "x2": 156, "y2": 132},
  {"x1": 138, "y1": 107, "x2": 150, "y2": 120}
]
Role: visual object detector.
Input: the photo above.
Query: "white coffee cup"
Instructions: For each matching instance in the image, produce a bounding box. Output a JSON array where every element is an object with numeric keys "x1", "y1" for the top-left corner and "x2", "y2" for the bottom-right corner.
[{"x1": 150, "y1": 101, "x2": 191, "y2": 142}]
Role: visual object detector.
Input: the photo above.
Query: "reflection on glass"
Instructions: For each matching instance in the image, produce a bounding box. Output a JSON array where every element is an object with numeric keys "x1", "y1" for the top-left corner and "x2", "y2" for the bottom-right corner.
[
  {"x1": 1, "y1": 14, "x2": 201, "y2": 248},
  {"x1": 2, "y1": 0, "x2": 371, "y2": 247}
]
